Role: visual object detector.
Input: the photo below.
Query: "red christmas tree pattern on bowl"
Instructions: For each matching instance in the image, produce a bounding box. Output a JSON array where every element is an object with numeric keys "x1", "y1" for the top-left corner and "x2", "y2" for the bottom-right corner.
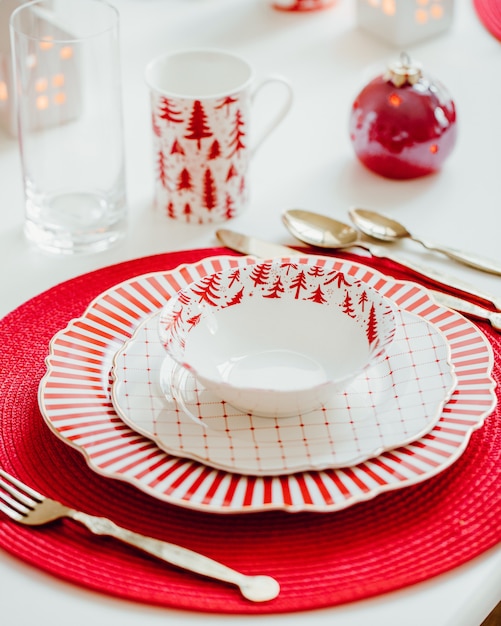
[{"x1": 158, "y1": 259, "x2": 396, "y2": 417}]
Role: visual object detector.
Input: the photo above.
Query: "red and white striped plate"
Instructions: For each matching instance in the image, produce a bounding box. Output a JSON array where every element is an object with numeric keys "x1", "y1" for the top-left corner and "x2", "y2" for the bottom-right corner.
[{"x1": 39, "y1": 255, "x2": 496, "y2": 513}]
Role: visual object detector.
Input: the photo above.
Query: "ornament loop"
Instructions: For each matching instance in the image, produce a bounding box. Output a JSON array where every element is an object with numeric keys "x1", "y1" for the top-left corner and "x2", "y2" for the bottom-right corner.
[{"x1": 385, "y1": 52, "x2": 422, "y2": 87}]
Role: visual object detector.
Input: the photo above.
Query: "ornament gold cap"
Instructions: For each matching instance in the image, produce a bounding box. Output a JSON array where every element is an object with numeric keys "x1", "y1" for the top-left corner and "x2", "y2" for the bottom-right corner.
[{"x1": 384, "y1": 52, "x2": 422, "y2": 87}]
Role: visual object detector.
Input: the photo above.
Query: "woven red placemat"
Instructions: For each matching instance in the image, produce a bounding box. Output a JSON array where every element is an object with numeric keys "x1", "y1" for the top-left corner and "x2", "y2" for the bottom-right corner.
[
  {"x1": 474, "y1": 0, "x2": 501, "y2": 40},
  {"x1": 0, "y1": 247, "x2": 500, "y2": 614}
]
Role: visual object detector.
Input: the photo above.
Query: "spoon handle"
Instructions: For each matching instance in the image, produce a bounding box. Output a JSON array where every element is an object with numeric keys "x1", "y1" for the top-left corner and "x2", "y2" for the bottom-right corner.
[
  {"x1": 364, "y1": 243, "x2": 501, "y2": 311},
  {"x1": 412, "y1": 237, "x2": 501, "y2": 276}
]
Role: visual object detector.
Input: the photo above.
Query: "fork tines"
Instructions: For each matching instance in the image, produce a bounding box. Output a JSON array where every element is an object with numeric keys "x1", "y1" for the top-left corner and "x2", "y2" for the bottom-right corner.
[{"x1": 0, "y1": 469, "x2": 43, "y2": 520}]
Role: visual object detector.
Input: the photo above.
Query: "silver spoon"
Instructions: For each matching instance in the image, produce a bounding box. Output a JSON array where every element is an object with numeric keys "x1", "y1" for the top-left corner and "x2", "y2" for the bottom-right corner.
[
  {"x1": 282, "y1": 208, "x2": 365, "y2": 249},
  {"x1": 281, "y1": 208, "x2": 501, "y2": 311},
  {"x1": 349, "y1": 207, "x2": 501, "y2": 276}
]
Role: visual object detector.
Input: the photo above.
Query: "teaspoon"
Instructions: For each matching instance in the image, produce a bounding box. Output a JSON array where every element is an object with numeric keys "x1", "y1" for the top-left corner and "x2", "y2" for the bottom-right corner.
[
  {"x1": 349, "y1": 207, "x2": 501, "y2": 276},
  {"x1": 282, "y1": 209, "x2": 369, "y2": 250},
  {"x1": 281, "y1": 208, "x2": 501, "y2": 311}
]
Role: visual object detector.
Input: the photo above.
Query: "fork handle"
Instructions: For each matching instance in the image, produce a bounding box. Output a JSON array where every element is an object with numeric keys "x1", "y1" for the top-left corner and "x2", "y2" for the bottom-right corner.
[{"x1": 69, "y1": 510, "x2": 279, "y2": 602}]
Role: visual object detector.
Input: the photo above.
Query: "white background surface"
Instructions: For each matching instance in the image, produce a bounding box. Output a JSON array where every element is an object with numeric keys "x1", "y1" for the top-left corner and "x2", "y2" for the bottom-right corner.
[{"x1": 0, "y1": 0, "x2": 500, "y2": 624}]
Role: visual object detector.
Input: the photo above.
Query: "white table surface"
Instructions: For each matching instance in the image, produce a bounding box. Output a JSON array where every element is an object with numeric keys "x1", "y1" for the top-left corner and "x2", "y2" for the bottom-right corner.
[{"x1": 1, "y1": 0, "x2": 500, "y2": 624}]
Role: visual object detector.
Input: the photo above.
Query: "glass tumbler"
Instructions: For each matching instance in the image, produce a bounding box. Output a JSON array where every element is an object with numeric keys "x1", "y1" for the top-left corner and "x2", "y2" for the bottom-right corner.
[{"x1": 10, "y1": 0, "x2": 127, "y2": 254}]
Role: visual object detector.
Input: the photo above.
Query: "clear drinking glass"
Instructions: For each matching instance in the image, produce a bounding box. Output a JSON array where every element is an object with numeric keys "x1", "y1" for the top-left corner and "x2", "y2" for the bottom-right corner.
[{"x1": 10, "y1": 0, "x2": 127, "y2": 254}]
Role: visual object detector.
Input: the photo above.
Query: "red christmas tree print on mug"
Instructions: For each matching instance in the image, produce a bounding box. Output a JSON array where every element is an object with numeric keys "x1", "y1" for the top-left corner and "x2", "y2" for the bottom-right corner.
[
  {"x1": 177, "y1": 168, "x2": 193, "y2": 192},
  {"x1": 185, "y1": 100, "x2": 213, "y2": 149},
  {"x1": 151, "y1": 113, "x2": 162, "y2": 137},
  {"x1": 158, "y1": 97, "x2": 183, "y2": 124},
  {"x1": 228, "y1": 109, "x2": 246, "y2": 157},
  {"x1": 226, "y1": 163, "x2": 238, "y2": 181},
  {"x1": 166, "y1": 201, "x2": 175, "y2": 219},
  {"x1": 215, "y1": 95, "x2": 238, "y2": 116},
  {"x1": 224, "y1": 194, "x2": 236, "y2": 219},
  {"x1": 208, "y1": 140, "x2": 221, "y2": 160},
  {"x1": 157, "y1": 150, "x2": 170, "y2": 190},
  {"x1": 170, "y1": 139, "x2": 185, "y2": 156},
  {"x1": 203, "y1": 168, "x2": 217, "y2": 211}
]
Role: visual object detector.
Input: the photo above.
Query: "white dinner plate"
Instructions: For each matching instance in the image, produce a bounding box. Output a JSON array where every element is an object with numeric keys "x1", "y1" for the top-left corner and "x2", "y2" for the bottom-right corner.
[
  {"x1": 111, "y1": 309, "x2": 456, "y2": 475},
  {"x1": 38, "y1": 255, "x2": 497, "y2": 513}
]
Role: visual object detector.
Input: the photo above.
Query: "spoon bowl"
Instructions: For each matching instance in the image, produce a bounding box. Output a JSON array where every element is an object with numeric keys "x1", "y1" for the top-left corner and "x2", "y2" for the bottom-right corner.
[
  {"x1": 282, "y1": 209, "x2": 364, "y2": 249},
  {"x1": 348, "y1": 208, "x2": 411, "y2": 243}
]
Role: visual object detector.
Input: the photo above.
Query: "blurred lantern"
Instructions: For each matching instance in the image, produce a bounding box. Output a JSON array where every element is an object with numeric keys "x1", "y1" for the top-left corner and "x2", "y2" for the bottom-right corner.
[
  {"x1": 0, "y1": 0, "x2": 80, "y2": 136},
  {"x1": 272, "y1": 0, "x2": 335, "y2": 10},
  {"x1": 356, "y1": 0, "x2": 454, "y2": 46},
  {"x1": 349, "y1": 53, "x2": 457, "y2": 179}
]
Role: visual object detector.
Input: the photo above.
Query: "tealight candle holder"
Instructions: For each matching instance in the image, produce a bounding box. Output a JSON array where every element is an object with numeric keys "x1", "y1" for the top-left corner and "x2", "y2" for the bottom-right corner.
[
  {"x1": 355, "y1": 0, "x2": 454, "y2": 46},
  {"x1": 0, "y1": 0, "x2": 80, "y2": 135}
]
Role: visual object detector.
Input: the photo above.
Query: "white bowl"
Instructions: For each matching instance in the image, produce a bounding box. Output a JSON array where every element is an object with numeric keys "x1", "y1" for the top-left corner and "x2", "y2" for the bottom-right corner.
[{"x1": 158, "y1": 259, "x2": 397, "y2": 417}]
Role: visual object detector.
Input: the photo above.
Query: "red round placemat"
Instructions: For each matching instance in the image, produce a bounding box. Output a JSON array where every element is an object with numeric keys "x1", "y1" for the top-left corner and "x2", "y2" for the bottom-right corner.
[
  {"x1": 474, "y1": 0, "x2": 501, "y2": 40},
  {"x1": 0, "y1": 247, "x2": 500, "y2": 614}
]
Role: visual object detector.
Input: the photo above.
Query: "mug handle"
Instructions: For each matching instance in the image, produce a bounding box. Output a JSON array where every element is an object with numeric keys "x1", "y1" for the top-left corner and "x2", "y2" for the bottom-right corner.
[{"x1": 250, "y1": 75, "x2": 294, "y2": 156}]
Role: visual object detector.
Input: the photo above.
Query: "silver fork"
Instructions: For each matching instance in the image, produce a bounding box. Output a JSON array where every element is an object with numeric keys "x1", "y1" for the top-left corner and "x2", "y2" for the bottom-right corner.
[{"x1": 0, "y1": 468, "x2": 279, "y2": 602}]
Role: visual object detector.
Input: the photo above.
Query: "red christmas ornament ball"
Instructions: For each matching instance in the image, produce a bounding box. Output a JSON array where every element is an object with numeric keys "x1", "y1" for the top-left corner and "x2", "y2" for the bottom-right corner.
[{"x1": 349, "y1": 56, "x2": 457, "y2": 180}]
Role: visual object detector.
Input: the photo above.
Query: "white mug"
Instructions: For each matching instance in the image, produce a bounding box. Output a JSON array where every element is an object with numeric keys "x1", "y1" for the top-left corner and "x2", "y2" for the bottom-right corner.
[{"x1": 145, "y1": 49, "x2": 293, "y2": 224}]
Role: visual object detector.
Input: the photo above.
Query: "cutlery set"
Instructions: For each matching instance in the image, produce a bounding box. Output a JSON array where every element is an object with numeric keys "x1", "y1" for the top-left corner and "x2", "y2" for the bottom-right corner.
[
  {"x1": 217, "y1": 227, "x2": 501, "y2": 331},
  {"x1": 218, "y1": 206, "x2": 501, "y2": 327}
]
